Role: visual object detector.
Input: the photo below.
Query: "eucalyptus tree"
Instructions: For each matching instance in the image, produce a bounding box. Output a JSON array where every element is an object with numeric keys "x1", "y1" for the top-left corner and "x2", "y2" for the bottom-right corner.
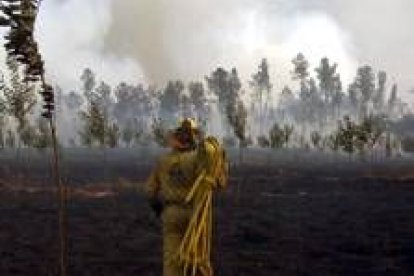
[
  {"x1": 226, "y1": 98, "x2": 248, "y2": 161},
  {"x1": 278, "y1": 86, "x2": 295, "y2": 122},
  {"x1": 0, "y1": 1, "x2": 65, "y2": 273},
  {"x1": 3, "y1": 57, "x2": 37, "y2": 147},
  {"x1": 388, "y1": 84, "x2": 398, "y2": 118},
  {"x1": 79, "y1": 69, "x2": 115, "y2": 147},
  {"x1": 374, "y1": 71, "x2": 387, "y2": 112},
  {"x1": 354, "y1": 65, "x2": 375, "y2": 119},
  {"x1": 159, "y1": 80, "x2": 184, "y2": 125},
  {"x1": 315, "y1": 57, "x2": 338, "y2": 105},
  {"x1": 206, "y1": 67, "x2": 242, "y2": 135},
  {"x1": 0, "y1": 72, "x2": 7, "y2": 149},
  {"x1": 291, "y1": 53, "x2": 312, "y2": 129},
  {"x1": 250, "y1": 58, "x2": 272, "y2": 135},
  {"x1": 188, "y1": 81, "x2": 209, "y2": 126}
]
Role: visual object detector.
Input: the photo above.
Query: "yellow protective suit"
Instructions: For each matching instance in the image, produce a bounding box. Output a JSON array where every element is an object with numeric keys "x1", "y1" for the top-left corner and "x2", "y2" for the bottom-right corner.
[{"x1": 146, "y1": 137, "x2": 227, "y2": 276}]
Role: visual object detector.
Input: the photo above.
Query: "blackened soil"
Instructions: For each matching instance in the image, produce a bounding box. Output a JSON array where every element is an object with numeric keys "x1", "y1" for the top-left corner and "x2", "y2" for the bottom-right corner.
[{"x1": 1, "y1": 149, "x2": 414, "y2": 275}]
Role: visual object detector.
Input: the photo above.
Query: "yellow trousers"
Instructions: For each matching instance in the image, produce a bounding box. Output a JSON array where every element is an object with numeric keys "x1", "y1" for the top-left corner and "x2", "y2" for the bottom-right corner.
[{"x1": 162, "y1": 205, "x2": 193, "y2": 276}]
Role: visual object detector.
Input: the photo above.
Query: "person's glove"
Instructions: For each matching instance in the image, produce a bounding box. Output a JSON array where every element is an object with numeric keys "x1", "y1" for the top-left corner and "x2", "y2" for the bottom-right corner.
[{"x1": 149, "y1": 198, "x2": 163, "y2": 218}]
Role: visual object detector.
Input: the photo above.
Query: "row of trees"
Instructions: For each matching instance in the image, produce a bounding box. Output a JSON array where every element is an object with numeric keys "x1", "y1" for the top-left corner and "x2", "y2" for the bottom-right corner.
[
  {"x1": 276, "y1": 54, "x2": 405, "y2": 131},
  {"x1": 256, "y1": 115, "x2": 400, "y2": 158},
  {"x1": 0, "y1": 57, "x2": 51, "y2": 150},
  {"x1": 0, "y1": 53, "x2": 409, "y2": 158}
]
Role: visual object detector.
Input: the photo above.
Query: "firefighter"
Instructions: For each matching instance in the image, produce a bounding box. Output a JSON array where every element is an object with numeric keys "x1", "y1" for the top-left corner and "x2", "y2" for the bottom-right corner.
[{"x1": 146, "y1": 119, "x2": 228, "y2": 276}]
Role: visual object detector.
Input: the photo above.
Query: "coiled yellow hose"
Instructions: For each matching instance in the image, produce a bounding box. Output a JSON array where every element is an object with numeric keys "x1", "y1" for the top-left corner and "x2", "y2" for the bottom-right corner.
[{"x1": 174, "y1": 137, "x2": 227, "y2": 276}]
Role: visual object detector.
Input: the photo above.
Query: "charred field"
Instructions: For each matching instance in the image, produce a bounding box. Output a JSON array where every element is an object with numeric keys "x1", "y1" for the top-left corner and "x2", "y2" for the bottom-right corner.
[{"x1": 1, "y1": 148, "x2": 414, "y2": 276}]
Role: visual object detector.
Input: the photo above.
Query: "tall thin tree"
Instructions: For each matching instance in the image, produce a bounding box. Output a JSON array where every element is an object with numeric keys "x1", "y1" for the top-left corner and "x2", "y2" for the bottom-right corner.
[{"x1": 0, "y1": 1, "x2": 66, "y2": 275}]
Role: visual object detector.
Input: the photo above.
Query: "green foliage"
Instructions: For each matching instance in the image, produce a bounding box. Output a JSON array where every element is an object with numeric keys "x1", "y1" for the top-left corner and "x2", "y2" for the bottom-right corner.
[
  {"x1": 79, "y1": 69, "x2": 116, "y2": 147},
  {"x1": 206, "y1": 67, "x2": 241, "y2": 113},
  {"x1": 291, "y1": 53, "x2": 309, "y2": 81},
  {"x1": 334, "y1": 115, "x2": 386, "y2": 156},
  {"x1": 257, "y1": 135, "x2": 270, "y2": 148},
  {"x1": 315, "y1": 57, "x2": 338, "y2": 103},
  {"x1": 20, "y1": 124, "x2": 37, "y2": 147},
  {"x1": 226, "y1": 99, "x2": 247, "y2": 147},
  {"x1": 79, "y1": 102, "x2": 106, "y2": 147},
  {"x1": 327, "y1": 133, "x2": 341, "y2": 152},
  {"x1": 3, "y1": 57, "x2": 36, "y2": 138},
  {"x1": 188, "y1": 81, "x2": 208, "y2": 122},
  {"x1": 151, "y1": 118, "x2": 168, "y2": 148},
  {"x1": 267, "y1": 123, "x2": 294, "y2": 149},
  {"x1": 159, "y1": 80, "x2": 184, "y2": 119},
  {"x1": 250, "y1": 58, "x2": 272, "y2": 135},
  {"x1": 351, "y1": 65, "x2": 375, "y2": 118},
  {"x1": 33, "y1": 118, "x2": 52, "y2": 150}
]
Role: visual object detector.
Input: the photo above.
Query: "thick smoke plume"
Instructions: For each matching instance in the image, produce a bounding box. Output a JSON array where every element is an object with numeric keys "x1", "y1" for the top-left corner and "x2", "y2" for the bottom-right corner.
[
  {"x1": 105, "y1": 0, "x2": 414, "y2": 102},
  {"x1": 106, "y1": 0, "x2": 357, "y2": 90}
]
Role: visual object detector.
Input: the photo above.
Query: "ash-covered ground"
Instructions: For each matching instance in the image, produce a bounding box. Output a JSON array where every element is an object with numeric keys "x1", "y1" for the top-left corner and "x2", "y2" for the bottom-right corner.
[{"x1": 1, "y1": 148, "x2": 414, "y2": 275}]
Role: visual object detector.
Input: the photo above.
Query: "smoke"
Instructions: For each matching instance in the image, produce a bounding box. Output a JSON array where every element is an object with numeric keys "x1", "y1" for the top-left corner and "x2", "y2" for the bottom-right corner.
[
  {"x1": 104, "y1": 0, "x2": 414, "y2": 105},
  {"x1": 1, "y1": 0, "x2": 412, "y2": 103},
  {"x1": 34, "y1": 0, "x2": 145, "y2": 91},
  {"x1": 105, "y1": 0, "x2": 356, "y2": 90}
]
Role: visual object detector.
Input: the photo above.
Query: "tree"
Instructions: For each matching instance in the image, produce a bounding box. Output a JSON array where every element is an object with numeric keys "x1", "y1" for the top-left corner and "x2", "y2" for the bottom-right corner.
[
  {"x1": 292, "y1": 53, "x2": 315, "y2": 128},
  {"x1": 81, "y1": 68, "x2": 96, "y2": 100},
  {"x1": 227, "y1": 99, "x2": 248, "y2": 162},
  {"x1": 0, "y1": 73, "x2": 7, "y2": 149},
  {"x1": 292, "y1": 53, "x2": 309, "y2": 81},
  {"x1": 250, "y1": 58, "x2": 272, "y2": 135},
  {"x1": 64, "y1": 91, "x2": 84, "y2": 110},
  {"x1": 188, "y1": 81, "x2": 208, "y2": 125},
  {"x1": 206, "y1": 67, "x2": 242, "y2": 134},
  {"x1": 315, "y1": 57, "x2": 338, "y2": 104},
  {"x1": 152, "y1": 118, "x2": 168, "y2": 147},
  {"x1": 311, "y1": 131, "x2": 322, "y2": 150},
  {"x1": 337, "y1": 116, "x2": 356, "y2": 156},
  {"x1": 278, "y1": 86, "x2": 295, "y2": 122},
  {"x1": 33, "y1": 118, "x2": 52, "y2": 150},
  {"x1": 159, "y1": 80, "x2": 184, "y2": 124},
  {"x1": 227, "y1": 99, "x2": 247, "y2": 146},
  {"x1": 181, "y1": 94, "x2": 192, "y2": 119},
  {"x1": 269, "y1": 123, "x2": 286, "y2": 149},
  {"x1": 79, "y1": 69, "x2": 114, "y2": 147},
  {"x1": 388, "y1": 84, "x2": 398, "y2": 117},
  {"x1": 3, "y1": 57, "x2": 37, "y2": 146},
  {"x1": 79, "y1": 103, "x2": 105, "y2": 146},
  {"x1": 206, "y1": 67, "x2": 241, "y2": 112},
  {"x1": 106, "y1": 123, "x2": 120, "y2": 148},
  {"x1": 113, "y1": 83, "x2": 152, "y2": 133},
  {"x1": 121, "y1": 120, "x2": 134, "y2": 147},
  {"x1": 331, "y1": 76, "x2": 344, "y2": 119},
  {"x1": 374, "y1": 71, "x2": 387, "y2": 112},
  {"x1": 354, "y1": 65, "x2": 375, "y2": 118},
  {"x1": 283, "y1": 124, "x2": 294, "y2": 148},
  {"x1": 5, "y1": 129, "x2": 15, "y2": 148}
]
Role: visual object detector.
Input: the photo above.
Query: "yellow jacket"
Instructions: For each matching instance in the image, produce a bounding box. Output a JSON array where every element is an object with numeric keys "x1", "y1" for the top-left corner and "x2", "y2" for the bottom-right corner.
[{"x1": 146, "y1": 137, "x2": 228, "y2": 205}]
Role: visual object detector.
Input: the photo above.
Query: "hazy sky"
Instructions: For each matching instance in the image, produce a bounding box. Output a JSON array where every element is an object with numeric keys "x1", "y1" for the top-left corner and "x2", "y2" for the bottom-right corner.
[{"x1": 2, "y1": 0, "x2": 413, "y2": 101}]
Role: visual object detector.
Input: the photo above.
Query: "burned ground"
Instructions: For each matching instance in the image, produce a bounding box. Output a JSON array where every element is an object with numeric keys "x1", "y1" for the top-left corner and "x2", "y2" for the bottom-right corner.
[{"x1": 0, "y1": 148, "x2": 414, "y2": 275}]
